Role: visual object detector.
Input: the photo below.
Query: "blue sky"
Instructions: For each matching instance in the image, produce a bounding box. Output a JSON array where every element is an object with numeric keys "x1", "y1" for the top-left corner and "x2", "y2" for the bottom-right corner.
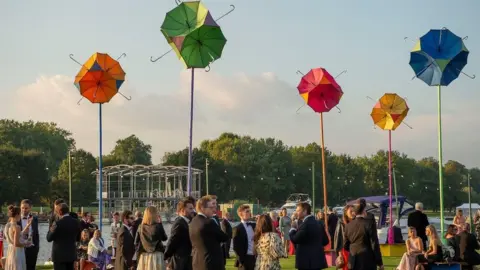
[{"x1": 1, "y1": 0, "x2": 479, "y2": 167}]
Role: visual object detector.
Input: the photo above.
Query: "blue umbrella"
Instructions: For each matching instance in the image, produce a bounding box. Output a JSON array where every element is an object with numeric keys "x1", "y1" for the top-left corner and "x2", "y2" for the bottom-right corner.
[
  {"x1": 408, "y1": 28, "x2": 474, "y2": 239},
  {"x1": 409, "y1": 28, "x2": 470, "y2": 86}
]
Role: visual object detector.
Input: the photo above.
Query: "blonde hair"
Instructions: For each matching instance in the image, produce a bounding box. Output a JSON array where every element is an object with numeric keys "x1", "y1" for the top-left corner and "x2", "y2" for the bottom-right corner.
[
  {"x1": 426, "y1": 225, "x2": 441, "y2": 246},
  {"x1": 196, "y1": 195, "x2": 213, "y2": 213},
  {"x1": 142, "y1": 206, "x2": 158, "y2": 225}
]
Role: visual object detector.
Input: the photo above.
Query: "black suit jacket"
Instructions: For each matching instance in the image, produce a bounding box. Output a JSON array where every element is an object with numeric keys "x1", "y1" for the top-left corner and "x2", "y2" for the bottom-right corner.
[
  {"x1": 233, "y1": 222, "x2": 255, "y2": 267},
  {"x1": 165, "y1": 217, "x2": 192, "y2": 270},
  {"x1": 132, "y1": 218, "x2": 143, "y2": 238},
  {"x1": 407, "y1": 210, "x2": 429, "y2": 238},
  {"x1": 189, "y1": 214, "x2": 228, "y2": 270},
  {"x1": 46, "y1": 215, "x2": 79, "y2": 263},
  {"x1": 116, "y1": 225, "x2": 135, "y2": 270},
  {"x1": 344, "y1": 216, "x2": 383, "y2": 270},
  {"x1": 289, "y1": 216, "x2": 329, "y2": 270},
  {"x1": 455, "y1": 231, "x2": 480, "y2": 265}
]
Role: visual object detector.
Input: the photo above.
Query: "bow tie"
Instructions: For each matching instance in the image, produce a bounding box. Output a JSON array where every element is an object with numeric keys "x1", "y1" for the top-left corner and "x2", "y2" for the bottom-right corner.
[{"x1": 22, "y1": 217, "x2": 28, "y2": 220}]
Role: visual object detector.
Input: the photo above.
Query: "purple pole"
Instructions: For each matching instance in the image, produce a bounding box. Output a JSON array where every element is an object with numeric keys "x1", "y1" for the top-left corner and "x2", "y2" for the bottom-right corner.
[
  {"x1": 187, "y1": 68, "x2": 194, "y2": 195},
  {"x1": 387, "y1": 130, "x2": 394, "y2": 244}
]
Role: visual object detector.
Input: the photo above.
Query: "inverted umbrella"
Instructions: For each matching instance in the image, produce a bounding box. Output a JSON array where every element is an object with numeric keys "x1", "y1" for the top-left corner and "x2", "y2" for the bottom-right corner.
[
  {"x1": 409, "y1": 27, "x2": 474, "y2": 236},
  {"x1": 151, "y1": 2, "x2": 235, "y2": 195},
  {"x1": 296, "y1": 68, "x2": 344, "y2": 214},
  {"x1": 70, "y1": 53, "x2": 130, "y2": 231},
  {"x1": 370, "y1": 93, "x2": 409, "y2": 244}
]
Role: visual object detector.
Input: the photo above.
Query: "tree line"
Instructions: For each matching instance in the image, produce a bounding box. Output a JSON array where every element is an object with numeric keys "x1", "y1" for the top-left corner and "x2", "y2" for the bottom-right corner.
[{"x1": 0, "y1": 119, "x2": 478, "y2": 211}]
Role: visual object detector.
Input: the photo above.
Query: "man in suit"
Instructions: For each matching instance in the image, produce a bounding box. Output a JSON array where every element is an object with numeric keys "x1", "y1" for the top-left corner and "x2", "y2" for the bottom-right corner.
[
  {"x1": 190, "y1": 195, "x2": 228, "y2": 270},
  {"x1": 289, "y1": 202, "x2": 329, "y2": 270},
  {"x1": 116, "y1": 210, "x2": 136, "y2": 270},
  {"x1": 407, "y1": 202, "x2": 429, "y2": 250},
  {"x1": 46, "y1": 203, "x2": 80, "y2": 270},
  {"x1": 165, "y1": 198, "x2": 195, "y2": 270},
  {"x1": 132, "y1": 210, "x2": 143, "y2": 236},
  {"x1": 221, "y1": 212, "x2": 233, "y2": 259},
  {"x1": 233, "y1": 205, "x2": 255, "y2": 270},
  {"x1": 455, "y1": 223, "x2": 480, "y2": 266},
  {"x1": 19, "y1": 199, "x2": 39, "y2": 270}
]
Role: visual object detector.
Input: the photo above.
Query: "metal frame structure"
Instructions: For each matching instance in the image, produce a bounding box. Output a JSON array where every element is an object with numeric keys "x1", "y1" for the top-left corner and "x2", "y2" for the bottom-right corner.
[{"x1": 93, "y1": 164, "x2": 202, "y2": 220}]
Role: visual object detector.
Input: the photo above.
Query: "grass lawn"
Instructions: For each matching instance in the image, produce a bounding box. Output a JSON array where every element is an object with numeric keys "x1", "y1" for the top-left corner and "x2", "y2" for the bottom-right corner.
[{"x1": 4, "y1": 256, "x2": 402, "y2": 270}]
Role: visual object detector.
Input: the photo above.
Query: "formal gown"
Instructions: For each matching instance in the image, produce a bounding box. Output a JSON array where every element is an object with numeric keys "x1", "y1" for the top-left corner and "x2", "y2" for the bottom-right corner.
[
  {"x1": 3, "y1": 222, "x2": 27, "y2": 270},
  {"x1": 397, "y1": 237, "x2": 422, "y2": 270}
]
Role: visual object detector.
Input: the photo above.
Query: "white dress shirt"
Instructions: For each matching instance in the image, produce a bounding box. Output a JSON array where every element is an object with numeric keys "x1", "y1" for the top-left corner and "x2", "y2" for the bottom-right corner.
[
  {"x1": 241, "y1": 221, "x2": 254, "y2": 255},
  {"x1": 88, "y1": 237, "x2": 106, "y2": 258}
]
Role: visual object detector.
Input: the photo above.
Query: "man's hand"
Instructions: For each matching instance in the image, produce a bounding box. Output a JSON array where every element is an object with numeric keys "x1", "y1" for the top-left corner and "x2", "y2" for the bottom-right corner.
[
  {"x1": 49, "y1": 223, "x2": 57, "y2": 232},
  {"x1": 291, "y1": 221, "x2": 298, "y2": 230},
  {"x1": 378, "y1": 265, "x2": 384, "y2": 270}
]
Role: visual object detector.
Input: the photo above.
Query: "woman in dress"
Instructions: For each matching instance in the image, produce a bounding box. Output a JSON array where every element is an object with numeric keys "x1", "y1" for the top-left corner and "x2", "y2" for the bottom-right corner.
[
  {"x1": 474, "y1": 210, "x2": 480, "y2": 243},
  {"x1": 3, "y1": 205, "x2": 32, "y2": 270},
  {"x1": 278, "y1": 208, "x2": 291, "y2": 256},
  {"x1": 453, "y1": 209, "x2": 466, "y2": 230},
  {"x1": 88, "y1": 230, "x2": 112, "y2": 270},
  {"x1": 416, "y1": 225, "x2": 443, "y2": 270},
  {"x1": 77, "y1": 229, "x2": 90, "y2": 270},
  {"x1": 396, "y1": 227, "x2": 423, "y2": 270},
  {"x1": 135, "y1": 206, "x2": 168, "y2": 270},
  {"x1": 254, "y1": 214, "x2": 286, "y2": 270},
  {"x1": 334, "y1": 205, "x2": 355, "y2": 270}
]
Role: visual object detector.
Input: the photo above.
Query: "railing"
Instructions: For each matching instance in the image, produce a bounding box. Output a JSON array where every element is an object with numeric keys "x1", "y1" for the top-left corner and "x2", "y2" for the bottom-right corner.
[{"x1": 106, "y1": 190, "x2": 200, "y2": 199}]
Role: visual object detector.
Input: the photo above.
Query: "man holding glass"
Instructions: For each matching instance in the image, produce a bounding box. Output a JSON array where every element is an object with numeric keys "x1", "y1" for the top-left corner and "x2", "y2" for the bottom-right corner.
[{"x1": 19, "y1": 199, "x2": 39, "y2": 270}]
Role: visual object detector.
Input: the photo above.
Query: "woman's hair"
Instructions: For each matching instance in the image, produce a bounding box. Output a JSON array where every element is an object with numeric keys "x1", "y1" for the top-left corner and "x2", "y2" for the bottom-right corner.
[
  {"x1": 342, "y1": 205, "x2": 353, "y2": 224},
  {"x1": 7, "y1": 205, "x2": 20, "y2": 218},
  {"x1": 253, "y1": 214, "x2": 274, "y2": 247},
  {"x1": 408, "y1": 227, "x2": 416, "y2": 238},
  {"x1": 142, "y1": 206, "x2": 158, "y2": 225},
  {"x1": 426, "y1": 225, "x2": 440, "y2": 244},
  {"x1": 446, "y1": 224, "x2": 457, "y2": 237},
  {"x1": 269, "y1": 211, "x2": 277, "y2": 220},
  {"x1": 354, "y1": 198, "x2": 367, "y2": 215},
  {"x1": 93, "y1": 229, "x2": 101, "y2": 238}
]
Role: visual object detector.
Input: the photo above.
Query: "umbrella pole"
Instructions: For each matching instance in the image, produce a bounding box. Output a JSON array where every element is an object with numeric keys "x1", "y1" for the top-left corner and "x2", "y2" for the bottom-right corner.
[
  {"x1": 320, "y1": 113, "x2": 327, "y2": 213},
  {"x1": 98, "y1": 103, "x2": 103, "y2": 232},
  {"x1": 393, "y1": 167, "x2": 399, "y2": 223},
  {"x1": 437, "y1": 85, "x2": 445, "y2": 237},
  {"x1": 388, "y1": 130, "x2": 393, "y2": 244},
  {"x1": 187, "y1": 68, "x2": 195, "y2": 196}
]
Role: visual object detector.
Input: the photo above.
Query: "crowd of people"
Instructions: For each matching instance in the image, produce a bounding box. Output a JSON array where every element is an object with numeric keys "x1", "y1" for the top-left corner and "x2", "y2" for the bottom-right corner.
[{"x1": 3, "y1": 197, "x2": 480, "y2": 270}]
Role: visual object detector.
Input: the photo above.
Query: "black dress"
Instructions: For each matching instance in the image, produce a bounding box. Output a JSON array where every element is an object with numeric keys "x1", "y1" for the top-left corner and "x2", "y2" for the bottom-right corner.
[{"x1": 417, "y1": 245, "x2": 443, "y2": 264}]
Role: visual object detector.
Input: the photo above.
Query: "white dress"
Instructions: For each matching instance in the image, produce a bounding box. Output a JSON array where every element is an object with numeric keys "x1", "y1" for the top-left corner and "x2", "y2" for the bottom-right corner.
[{"x1": 3, "y1": 222, "x2": 26, "y2": 270}]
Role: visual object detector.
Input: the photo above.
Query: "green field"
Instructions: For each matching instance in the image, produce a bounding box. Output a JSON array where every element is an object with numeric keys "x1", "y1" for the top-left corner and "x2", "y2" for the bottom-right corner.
[{"x1": 16, "y1": 256, "x2": 402, "y2": 270}]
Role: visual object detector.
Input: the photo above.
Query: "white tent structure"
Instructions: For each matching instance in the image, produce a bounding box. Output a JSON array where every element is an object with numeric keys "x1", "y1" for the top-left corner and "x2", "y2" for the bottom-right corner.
[{"x1": 456, "y1": 203, "x2": 480, "y2": 217}]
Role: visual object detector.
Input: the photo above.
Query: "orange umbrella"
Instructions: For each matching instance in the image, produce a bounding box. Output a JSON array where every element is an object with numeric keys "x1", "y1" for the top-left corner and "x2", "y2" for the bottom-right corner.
[{"x1": 70, "y1": 52, "x2": 130, "y2": 232}]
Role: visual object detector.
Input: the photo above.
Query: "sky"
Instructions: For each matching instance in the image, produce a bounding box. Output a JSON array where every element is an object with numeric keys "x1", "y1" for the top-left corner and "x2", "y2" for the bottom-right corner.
[{"x1": 1, "y1": 0, "x2": 479, "y2": 167}]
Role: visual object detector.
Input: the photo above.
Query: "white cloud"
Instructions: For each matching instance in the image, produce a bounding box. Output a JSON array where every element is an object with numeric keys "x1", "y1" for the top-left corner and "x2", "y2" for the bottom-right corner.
[{"x1": 3, "y1": 72, "x2": 480, "y2": 168}]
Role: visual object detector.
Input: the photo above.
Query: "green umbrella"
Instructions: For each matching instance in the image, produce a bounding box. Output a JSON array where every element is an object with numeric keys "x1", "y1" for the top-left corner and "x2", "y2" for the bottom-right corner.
[{"x1": 179, "y1": 25, "x2": 226, "y2": 68}]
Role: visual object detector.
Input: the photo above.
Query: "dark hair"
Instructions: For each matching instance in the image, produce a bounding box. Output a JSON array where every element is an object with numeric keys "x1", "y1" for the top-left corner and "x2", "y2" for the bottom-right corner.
[
  {"x1": 122, "y1": 210, "x2": 133, "y2": 221},
  {"x1": 253, "y1": 214, "x2": 274, "y2": 247},
  {"x1": 343, "y1": 205, "x2": 353, "y2": 224},
  {"x1": 82, "y1": 212, "x2": 90, "y2": 218},
  {"x1": 7, "y1": 205, "x2": 20, "y2": 218},
  {"x1": 21, "y1": 199, "x2": 32, "y2": 206},
  {"x1": 446, "y1": 224, "x2": 457, "y2": 237},
  {"x1": 58, "y1": 203, "x2": 69, "y2": 216},
  {"x1": 185, "y1": 196, "x2": 195, "y2": 205},
  {"x1": 177, "y1": 198, "x2": 193, "y2": 213},
  {"x1": 354, "y1": 198, "x2": 367, "y2": 215},
  {"x1": 296, "y1": 202, "x2": 311, "y2": 215},
  {"x1": 113, "y1": 212, "x2": 119, "y2": 216},
  {"x1": 54, "y1": 199, "x2": 64, "y2": 206}
]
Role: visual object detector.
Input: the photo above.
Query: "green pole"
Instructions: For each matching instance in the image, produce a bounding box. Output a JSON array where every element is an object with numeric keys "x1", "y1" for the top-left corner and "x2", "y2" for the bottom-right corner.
[
  {"x1": 393, "y1": 168, "x2": 399, "y2": 221},
  {"x1": 206, "y1": 158, "x2": 209, "y2": 195},
  {"x1": 437, "y1": 85, "x2": 445, "y2": 237},
  {"x1": 468, "y1": 173, "x2": 472, "y2": 233},
  {"x1": 68, "y1": 150, "x2": 72, "y2": 208},
  {"x1": 312, "y1": 162, "x2": 315, "y2": 213}
]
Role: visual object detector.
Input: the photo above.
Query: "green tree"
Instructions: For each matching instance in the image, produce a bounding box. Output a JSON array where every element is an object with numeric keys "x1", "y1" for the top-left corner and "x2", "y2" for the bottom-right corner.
[{"x1": 108, "y1": 135, "x2": 152, "y2": 165}]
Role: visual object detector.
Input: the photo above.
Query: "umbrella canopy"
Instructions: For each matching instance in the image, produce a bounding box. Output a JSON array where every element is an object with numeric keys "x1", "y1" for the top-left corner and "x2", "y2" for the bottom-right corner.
[
  {"x1": 409, "y1": 28, "x2": 469, "y2": 86},
  {"x1": 74, "y1": 53, "x2": 125, "y2": 103},
  {"x1": 296, "y1": 68, "x2": 343, "y2": 113},
  {"x1": 161, "y1": 1, "x2": 226, "y2": 68},
  {"x1": 370, "y1": 93, "x2": 409, "y2": 131}
]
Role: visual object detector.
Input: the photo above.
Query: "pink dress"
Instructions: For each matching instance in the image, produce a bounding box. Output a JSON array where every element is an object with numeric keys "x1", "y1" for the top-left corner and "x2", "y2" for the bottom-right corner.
[{"x1": 396, "y1": 238, "x2": 422, "y2": 270}]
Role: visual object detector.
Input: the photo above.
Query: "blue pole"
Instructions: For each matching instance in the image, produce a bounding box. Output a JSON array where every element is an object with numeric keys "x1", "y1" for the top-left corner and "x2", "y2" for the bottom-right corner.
[
  {"x1": 99, "y1": 103, "x2": 103, "y2": 232},
  {"x1": 187, "y1": 68, "x2": 194, "y2": 195}
]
